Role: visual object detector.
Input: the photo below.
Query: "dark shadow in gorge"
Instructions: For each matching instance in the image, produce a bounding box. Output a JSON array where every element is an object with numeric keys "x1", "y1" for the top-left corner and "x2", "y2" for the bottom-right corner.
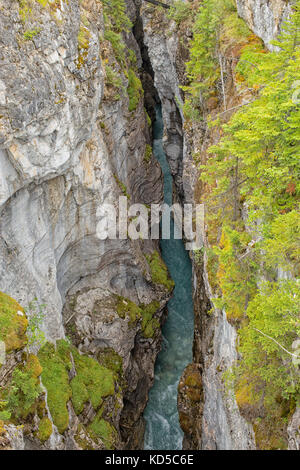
[
  {"x1": 132, "y1": 5, "x2": 160, "y2": 126},
  {"x1": 132, "y1": 0, "x2": 185, "y2": 200}
]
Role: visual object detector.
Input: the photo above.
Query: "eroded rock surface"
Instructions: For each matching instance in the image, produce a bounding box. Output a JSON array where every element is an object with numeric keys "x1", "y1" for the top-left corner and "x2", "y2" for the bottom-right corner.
[
  {"x1": 0, "y1": 0, "x2": 170, "y2": 450},
  {"x1": 236, "y1": 0, "x2": 291, "y2": 50}
]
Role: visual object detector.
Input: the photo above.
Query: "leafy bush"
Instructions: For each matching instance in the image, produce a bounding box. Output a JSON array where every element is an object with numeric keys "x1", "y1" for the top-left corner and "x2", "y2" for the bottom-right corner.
[
  {"x1": 198, "y1": 1, "x2": 300, "y2": 445},
  {"x1": 102, "y1": 0, "x2": 132, "y2": 33},
  {"x1": 127, "y1": 68, "x2": 143, "y2": 112},
  {"x1": 168, "y1": 0, "x2": 191, "y2": 26},
  {"x1": 6, "y1": 356, "x2": 42, "y2": 419},
  {"x1": 0, "y1": 292, "x2": 28, "y2": 353},
  {"x1": 104, "y1": 30, "x2": 126, "y2": 65}
]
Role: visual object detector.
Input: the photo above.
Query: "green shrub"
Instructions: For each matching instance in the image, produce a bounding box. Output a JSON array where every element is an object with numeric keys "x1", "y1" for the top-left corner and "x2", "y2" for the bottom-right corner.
[
  {"x1": 7, "y1": 359, "x2": 42, "y2": 419},
  {"x1": 104, "y1": 29, "x2": 126, "y2": 65},
  {"x1": 127, "y1": 69, "x2": 143, "y2": 112},
  {"x1": 168, "y1": 0, "x2": 191, "y2": 25},
  {"x1": 23, "y1": 29, "x2": 39, "y2": 40},
  {"x1": 0, "y1": 292, "x2": 28, "y2": 353},
  {"x1": 116, "y1": 296, "x2": 142, "y2": 324},
  {"x1": 70, "y1": 347, "x2": 115, "y2": 415},
  {"x1": 97, "y1": 348, "x2": 123, "y2": 376},
  {"x1": 25, "y1": 299, "x2": 46, "y2": 351},
  {"x1": 113, "y1": 174, "x2": 130, "y2": 198},
  {"x1": 105, "y1": 66, "x2": 123, "y2": 98},
  {"x1": 144, "y1": 144, "x2": 152, "y2": 163},
  {"x1": 141, "y1": 301, "x2": 160, "y2": 338}
]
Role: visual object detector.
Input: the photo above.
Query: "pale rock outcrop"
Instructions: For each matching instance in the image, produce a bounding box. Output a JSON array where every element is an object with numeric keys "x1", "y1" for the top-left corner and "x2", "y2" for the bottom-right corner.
[{"x1": 236, "y1": 0, "x2": 292, "y2": 50}]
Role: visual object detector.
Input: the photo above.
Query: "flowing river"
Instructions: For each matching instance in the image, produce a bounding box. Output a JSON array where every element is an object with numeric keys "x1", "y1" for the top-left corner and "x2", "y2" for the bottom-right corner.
[{"x1": 143, "y1": 106, "x2": 194, "y2": 450}]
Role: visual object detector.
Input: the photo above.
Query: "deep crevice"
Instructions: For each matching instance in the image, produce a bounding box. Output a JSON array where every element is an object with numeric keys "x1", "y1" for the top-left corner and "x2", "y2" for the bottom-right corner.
[{"x1": 133, "y1": 7, "x2": 160, "y2": 126}]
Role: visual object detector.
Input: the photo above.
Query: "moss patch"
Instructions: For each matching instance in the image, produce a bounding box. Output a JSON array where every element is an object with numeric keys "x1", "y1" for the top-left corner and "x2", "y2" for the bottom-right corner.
[
  {"x1": 38, "y1": 339, "x2": 116, "y2": 432},
  {"x1": 146, "y1": 251, "x2": 175, "y2": 291},
  {"x1": 74, "y1": 422, "x2": 95, "y2": 450},
  {"x1": 38, "y1": 341, "x2": 71, "y2": 434},
  {"x1": 37, "y1": 417, "x2": 52, "y2": 442},
  {"x1": 0, "y1": 292, "x2": 28, "y2": 353},
  {"x1": 26, "y1": 353, "x2": 43, "y2": 378},
  {"x1": 78, "y1": 25, "x2": 91, "y2": 50},
  {"x1": 97, "y1": 348, "x2": 123, "y2": 376},
  {"x1": 23, "y1": 29, "x2": 40, "y2": 40},
  {"x1": 116, "y1": 296, "x2": 161, "y2": 338},
  {"x1": 144, "y1": 144, "x2": 152, "y2": 164},
  {"x1": 1, "y1": 354, "x2": 42, "y2": 419},
  {"x1": 104, "y1": 29, "x2": 125, "y2": 65},
  {"x1": 141, "y1": 301, "x2": 160, "y2": 338},
  {"x1": 70, "y1": 347, "x2": 115, "y2": 416},
  {"x1": 113, "y1": 174, "x2": 130, "y2": 198},
  {"x1": 88, "y1": 409, "x2": 117, "y2": 450},
  {"x1": 116, "y1": 296, "x2": 142, "y2": 325}
]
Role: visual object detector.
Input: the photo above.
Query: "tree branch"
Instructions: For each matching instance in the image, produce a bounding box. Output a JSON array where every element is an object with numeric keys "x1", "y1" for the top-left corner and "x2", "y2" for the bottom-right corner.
[{"x1": 253, "y1": 328, "x2": 300, "y2": 358}]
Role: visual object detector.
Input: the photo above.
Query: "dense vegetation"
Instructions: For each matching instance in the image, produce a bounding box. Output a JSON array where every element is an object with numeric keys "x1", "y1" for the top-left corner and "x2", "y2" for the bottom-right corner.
[{"x1": 170, "y1": 0, "x2": 300, "y2": 449}]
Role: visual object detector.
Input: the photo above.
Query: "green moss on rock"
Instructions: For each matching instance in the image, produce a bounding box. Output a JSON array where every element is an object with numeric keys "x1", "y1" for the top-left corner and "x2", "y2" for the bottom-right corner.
[
  {"x1": 141, "y1": 301, "x2": 160, "y2": 338},
  {"x1": 88, "y1": 410, "x2": 117, "y2": 450},
  {"x1": 113, "y1": 174, "x2": 130, "y2": 198},
  {"x1": 37, "y1": 417, "x2": 52, "y2": 442},
  {"x1": 2, "y1": 354, "x2": 42, "y2": 419},
  {"x1": 38, "y1": 342, "x2": 71, "y2": 434},
  {"x1": 70, "y1": 347, "x2": 115, "y2": 415},
  {"x1": 146, "y1": 251, "x2": 175, "y2": 291},
  {"x1": 78, "y1": 25, "x2": 91, "y2": 50},
  {"x1": 0, "y1": 291, "x2": 28, "y2": 353},
  {"x1": 116, "y1": 296, "x2": 142, "y2": 325},
  {"x1": 97, "y1": 348, "x2": 123, "y2": 376},
  {"x1": 104, "y1": 29, "x2": 125, "y2": 65}
]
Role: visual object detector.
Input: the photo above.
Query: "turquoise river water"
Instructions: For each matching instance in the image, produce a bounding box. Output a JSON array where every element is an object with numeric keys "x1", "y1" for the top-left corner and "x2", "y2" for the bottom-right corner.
[{"x1": 143, "y1": 106, "x2": 194, "y2": 450}]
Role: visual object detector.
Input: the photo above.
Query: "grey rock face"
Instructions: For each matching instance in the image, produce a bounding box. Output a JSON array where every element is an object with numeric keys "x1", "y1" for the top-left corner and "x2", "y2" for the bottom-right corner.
[
  {"x1": 0, "y1": 0, "x2": 162, "y2": 338},
  {"x1": 236, "y1": 0, "x2": 292, "y2": 50}
]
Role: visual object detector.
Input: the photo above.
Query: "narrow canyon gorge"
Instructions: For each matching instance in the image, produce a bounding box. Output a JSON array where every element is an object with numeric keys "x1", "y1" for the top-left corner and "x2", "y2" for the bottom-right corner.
[{"x1": 0, "y1": 0, "x2": 299, "y2": 451}]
